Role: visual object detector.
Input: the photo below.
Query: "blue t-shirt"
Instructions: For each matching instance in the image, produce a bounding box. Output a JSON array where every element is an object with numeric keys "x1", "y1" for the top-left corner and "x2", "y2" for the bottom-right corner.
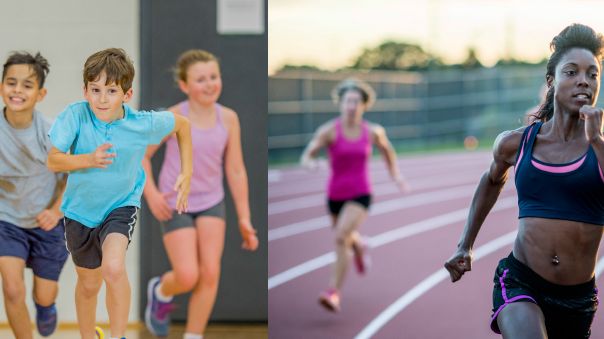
[{"x1": 48, "y1": 101, "x2": 175, "y2": 227}]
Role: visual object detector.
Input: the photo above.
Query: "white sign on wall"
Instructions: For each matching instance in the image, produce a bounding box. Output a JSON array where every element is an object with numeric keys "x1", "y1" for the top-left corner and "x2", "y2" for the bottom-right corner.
[{"x1": 217, "y1": 0, "x2": 264, "y2": 35}]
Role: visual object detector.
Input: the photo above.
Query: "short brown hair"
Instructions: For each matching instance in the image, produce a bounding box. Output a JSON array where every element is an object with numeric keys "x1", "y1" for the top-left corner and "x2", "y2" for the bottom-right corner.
[
  {"x1": 174, "y1": 49, "x2": 219, "y2": 83},
  {"x1": 331, "y1": 78, "x2": 376, "y2": 109},
  {"x1": 83, "y1": 48, "x2": 135, "y2": 91},
  {"x1": 2, "y1": 51, "x2": 50, "y2": 88}
]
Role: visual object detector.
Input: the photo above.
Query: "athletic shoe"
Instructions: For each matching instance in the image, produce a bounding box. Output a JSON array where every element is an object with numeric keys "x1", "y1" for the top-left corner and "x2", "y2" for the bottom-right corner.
[
  {"x1": 145, "y1": 276, "x2": 176, "y2": 336},
  {"x1": 95, "y1": 326, "x2": 105, "y2": 339},
  {"x1": 352, "y1": 238, "x2": 371, "y2": 275},
  {"x1": 318, "y1": 288, "x2": 340, "y2": 312},
  {"x1": 35, "y1": 303, "x2": 57, "y2": 337}
]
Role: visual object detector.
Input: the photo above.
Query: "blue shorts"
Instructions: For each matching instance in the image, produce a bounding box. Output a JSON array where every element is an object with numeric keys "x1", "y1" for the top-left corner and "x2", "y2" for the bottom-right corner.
[{"x1": 0, "y1": 220, "x2": 69, "y2": 281}]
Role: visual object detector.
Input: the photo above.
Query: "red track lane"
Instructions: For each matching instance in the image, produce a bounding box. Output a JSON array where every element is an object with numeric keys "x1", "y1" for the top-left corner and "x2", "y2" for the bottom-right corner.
[{"x1": 268, "y1": 150, "x2": 604, "y2": 338}]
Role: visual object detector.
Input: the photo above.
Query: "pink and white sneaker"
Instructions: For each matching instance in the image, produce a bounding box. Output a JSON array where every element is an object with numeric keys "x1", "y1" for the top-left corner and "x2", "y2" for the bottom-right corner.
[
  {"x1": 352, "y1": 239, "x2": 371, "y2": 275},
  {"x1": 318, "y1": 288, "x2": 341, "y2": 312}
]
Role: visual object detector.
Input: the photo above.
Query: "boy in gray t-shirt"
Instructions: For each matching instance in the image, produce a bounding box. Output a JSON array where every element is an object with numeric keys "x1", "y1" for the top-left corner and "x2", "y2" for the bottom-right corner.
[{"x1": 0, "y1": 52, "x2": 68, "y2": 338}]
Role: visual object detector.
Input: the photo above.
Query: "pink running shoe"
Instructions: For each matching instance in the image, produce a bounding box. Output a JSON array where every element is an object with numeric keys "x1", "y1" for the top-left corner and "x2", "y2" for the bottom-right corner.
[
  {"x1": 318, "y1": 288, "x2": 340, "y2": 312},
  {"x1": 352, "y1": 239, "x2": 371, "y2": 275}
]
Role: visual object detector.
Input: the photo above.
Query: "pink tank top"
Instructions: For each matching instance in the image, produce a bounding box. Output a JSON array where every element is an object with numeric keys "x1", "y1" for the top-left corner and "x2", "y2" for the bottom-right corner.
[
  {"x1": 327, "y1": 119, "x2": 372, "y2": 200},
  {"x1": 158, "y1": 101, "x2": 229, "y2": 211}
]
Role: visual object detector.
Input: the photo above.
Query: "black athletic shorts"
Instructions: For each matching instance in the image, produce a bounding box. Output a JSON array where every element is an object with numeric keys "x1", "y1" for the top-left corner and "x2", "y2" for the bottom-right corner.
[
  {"x1": 327, "y1": 194, "x2": 371, "y2": 217},
  {"x1": 491, "y1": 252, "x2": 598, "y2": 339},
  {"x1": 64, "y1": 206, "x2": 137, "y2": 269}
]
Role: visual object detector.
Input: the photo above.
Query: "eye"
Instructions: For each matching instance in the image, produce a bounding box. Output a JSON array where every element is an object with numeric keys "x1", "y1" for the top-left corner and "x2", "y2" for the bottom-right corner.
[
  {"x1": 92, "y1": 88, "x2": 100, "y2": 93},
  {"x1": 565, "y1": 70, "x2": 576, "y2": 76},
  {"x1": 109, "y1": 89, "x2": 118, "y2": 94}
]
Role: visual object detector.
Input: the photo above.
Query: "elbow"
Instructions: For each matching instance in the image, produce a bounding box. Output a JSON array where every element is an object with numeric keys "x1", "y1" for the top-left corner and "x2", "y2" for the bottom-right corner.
[
  {"x1": 47, "y1": 160, "x2": 60, "y2": 173},
  {"x1": 226, "y1": 165, "x2": 246, "y2": 180},
  {"x1": 47, "y1": 155, "x2": 64, "y2": 173}
]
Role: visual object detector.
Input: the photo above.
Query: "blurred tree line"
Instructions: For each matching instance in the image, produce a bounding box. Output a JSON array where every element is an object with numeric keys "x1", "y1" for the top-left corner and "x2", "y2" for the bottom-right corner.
[{"x1": 277, "y1": 40, "x2": 547, "y2": 73}]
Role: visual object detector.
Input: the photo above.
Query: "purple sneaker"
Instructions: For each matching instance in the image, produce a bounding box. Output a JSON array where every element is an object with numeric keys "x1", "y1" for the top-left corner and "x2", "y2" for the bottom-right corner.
[
  {"x1": 145, "y1": 277, "x2": 175, "y2": 337},
  {"x1": 35, "y1": 303, "x2": 57, "y2": 337}
]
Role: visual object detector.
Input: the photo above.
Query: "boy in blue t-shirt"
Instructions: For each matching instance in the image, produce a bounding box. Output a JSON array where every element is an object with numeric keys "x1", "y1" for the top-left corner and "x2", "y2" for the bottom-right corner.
[
  {"x1": 47, "y1": 48, "x2": 193, "y2": 339},
  {"x1": 0, "y1": 52, "x2": 69, "y2": 338}
]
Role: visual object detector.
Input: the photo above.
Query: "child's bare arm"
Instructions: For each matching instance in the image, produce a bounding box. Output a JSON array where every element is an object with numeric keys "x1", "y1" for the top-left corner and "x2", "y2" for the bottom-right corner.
[
  {"x1": 47, "y1": 144, "x2": 115, "y2": 172},
  {"x1": 171, "y1": 114, "x2": 193, "y2": 213},
  {"x1": 224, "y1": 109, "x2": 258, "y2": 251},
  {"x1": 37, "y1": 174, "x2": 67, "y2": 230}
]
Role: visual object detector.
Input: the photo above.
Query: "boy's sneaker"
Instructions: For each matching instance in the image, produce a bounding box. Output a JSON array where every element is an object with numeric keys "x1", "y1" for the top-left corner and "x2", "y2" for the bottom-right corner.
[
  {"x1": 318, "y1": 288, "x2": 340, "y2": 312},
  {"x1": 145, "y1": 276, "x2": 176, "y2": 336},
  {"x1": 95, "y1": 326, "x2": 105, "y2": 339},
  {"x1": 352, "y1": 238, "x2": 371, "y2": 275},
  {"x1": 35, "y1": 303, "x2": 57, "y2": 337}
]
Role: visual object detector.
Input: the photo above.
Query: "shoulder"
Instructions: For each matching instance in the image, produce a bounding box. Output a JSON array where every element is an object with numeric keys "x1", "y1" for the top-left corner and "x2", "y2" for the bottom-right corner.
[
  {"x1": 55, "y1": 101, "x2": 89, "y2": 124},
  {"x1": 35, "y1": 111, "x2": 52, "y2": 130},
  {"x1": 493, "y1": 126, "x2": 527, "y2": 165},
  {"x1": 67, "y1": 100, "x2": 89, "y2": 113},
  {"x1": 317, "y1": 119, "x2": 337, "y2": 135},
  {"x1": 129, "y1": 105, "x2": 173, "y2": 121},
  {"x1": 367, "y1": 121, "x2": 385, "y2": 136},
  {"x1": 219, "y1": 105, "x2": 239, "y2": 126},
  {"x1": 313, "y1": 119, "x2": 337, "y2": 143}
]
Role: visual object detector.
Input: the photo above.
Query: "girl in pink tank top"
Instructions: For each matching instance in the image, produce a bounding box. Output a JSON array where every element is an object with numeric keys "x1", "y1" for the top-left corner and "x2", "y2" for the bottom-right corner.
[
  {"x1": 141, "y1": 50, "x2": 258, "y2": 338},
  {"x1": 327, "y1": 119, "x2": 372, "y2": 200},
  {"x1": 300, "y1": 78, "x2": 410, "y2": 313}
]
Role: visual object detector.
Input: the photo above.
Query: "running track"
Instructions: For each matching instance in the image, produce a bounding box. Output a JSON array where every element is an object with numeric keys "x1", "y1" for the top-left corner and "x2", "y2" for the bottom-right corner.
[{"x1": 268, "y1": 150, "x2": 604, "y2": 339}]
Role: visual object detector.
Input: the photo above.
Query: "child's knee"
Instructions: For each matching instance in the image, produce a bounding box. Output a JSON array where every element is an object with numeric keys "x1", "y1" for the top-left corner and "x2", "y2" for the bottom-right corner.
[
  {"x1": 101, "y1": 260, "x2": 127, "y2": 283},
  {"x1": 200, "y1": 264, "x2": 221, "y2": 288},
  {"x1": 33, "y1": 282, "x2": 58, "y2": 305},
  {"x1": 2, "y1": 281, "x2": 26, "y2": 303},
  {"x1": 174, "y1": 268, "x2": 199, "y2": 291},
  {"x1": 77, "y1": 278, "x2": 102, "y2": 297}
]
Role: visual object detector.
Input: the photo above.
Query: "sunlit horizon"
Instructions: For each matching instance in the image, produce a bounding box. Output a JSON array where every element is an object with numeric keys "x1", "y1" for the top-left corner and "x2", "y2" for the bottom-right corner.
[{"x1": 269, "y1": 0, "x2": 604, "y2": 74}]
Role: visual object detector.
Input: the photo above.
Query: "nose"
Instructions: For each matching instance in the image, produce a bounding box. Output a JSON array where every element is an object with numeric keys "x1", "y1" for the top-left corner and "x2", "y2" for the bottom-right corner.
[
  {"x1": 100, "y1": 91, "x2": 108, "y2": 103},
  {"x1": 577, "y1": 72, "x2": 589, "y2": 87}
]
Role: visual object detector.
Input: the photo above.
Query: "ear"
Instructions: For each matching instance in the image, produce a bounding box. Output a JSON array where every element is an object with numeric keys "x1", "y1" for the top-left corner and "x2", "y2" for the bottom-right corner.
[
  {"x1": 178, "y1": 80, "x2": 189, "y2": 95},
  {"x1": 122, "y1": 88, "x2": 134, "y2": 103},
  {"x1": 37, "y1": 87, "x2": 47, "y2": 102},
  {"x1": 546, "y1": 75, "x2": 553, "y2": 88},
  {"x1": 82, "y1": 85, "x2": 87, "y2": 97}
]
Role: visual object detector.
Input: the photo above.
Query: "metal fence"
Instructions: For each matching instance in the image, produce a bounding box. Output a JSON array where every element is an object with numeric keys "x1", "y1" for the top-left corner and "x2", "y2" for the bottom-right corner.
[{"x1": 268, "y1": 66, "x2": 572, "y2": 164}]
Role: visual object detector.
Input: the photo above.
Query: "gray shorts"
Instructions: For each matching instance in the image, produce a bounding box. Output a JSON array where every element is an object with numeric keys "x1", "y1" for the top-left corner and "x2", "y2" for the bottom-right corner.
[{"x1": 162, "y1": 200, "x2": 225, "y2": 234}]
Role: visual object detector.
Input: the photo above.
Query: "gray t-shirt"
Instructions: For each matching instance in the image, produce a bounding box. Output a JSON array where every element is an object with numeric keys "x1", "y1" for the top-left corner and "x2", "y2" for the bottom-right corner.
[{"x1": 0, "y1": 110, "x2": 59, "y2": 228}]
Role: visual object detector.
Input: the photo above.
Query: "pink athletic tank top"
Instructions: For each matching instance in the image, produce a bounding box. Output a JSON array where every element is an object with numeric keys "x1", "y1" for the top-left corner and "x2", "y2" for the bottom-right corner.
[
  {"x1": 327, "y1": 119, "x2": 372, "y2": 200},
  {"x1": 158, "y1": 101, "x2": 229, "y2": 211}
]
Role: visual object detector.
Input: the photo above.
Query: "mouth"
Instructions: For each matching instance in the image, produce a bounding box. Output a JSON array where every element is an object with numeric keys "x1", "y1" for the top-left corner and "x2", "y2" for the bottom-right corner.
[
  {"x1": 8, "y1": 96, "x2": 25, "y2": 104},
  {"x1": 573, "y1": 92, "x2": 592, "y2": 100}
]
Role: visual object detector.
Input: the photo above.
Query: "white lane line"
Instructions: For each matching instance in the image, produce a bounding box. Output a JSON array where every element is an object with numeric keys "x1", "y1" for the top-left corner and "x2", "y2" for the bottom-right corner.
[
  {"x1": 268, "y1": 153, "x2": 487, "y2": 186},
  {"x1": 268, "y1": 197, "x2": 517, "y2": 290},
  {"x1": 269, "y1": 183, "x2": 514, "y2": 241},
  {"x1": 269, "y1": 173, "x2": 481, "y2": 216},
  {"x1": 354, "y1": 230, "x2": 518, "y2": 339},
  {"x1": 268, "y1": 169, "x2": 282, "y2": 183},
  {"x1": 269, "y1": 157, "x2": 490, "y2": 198}
]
